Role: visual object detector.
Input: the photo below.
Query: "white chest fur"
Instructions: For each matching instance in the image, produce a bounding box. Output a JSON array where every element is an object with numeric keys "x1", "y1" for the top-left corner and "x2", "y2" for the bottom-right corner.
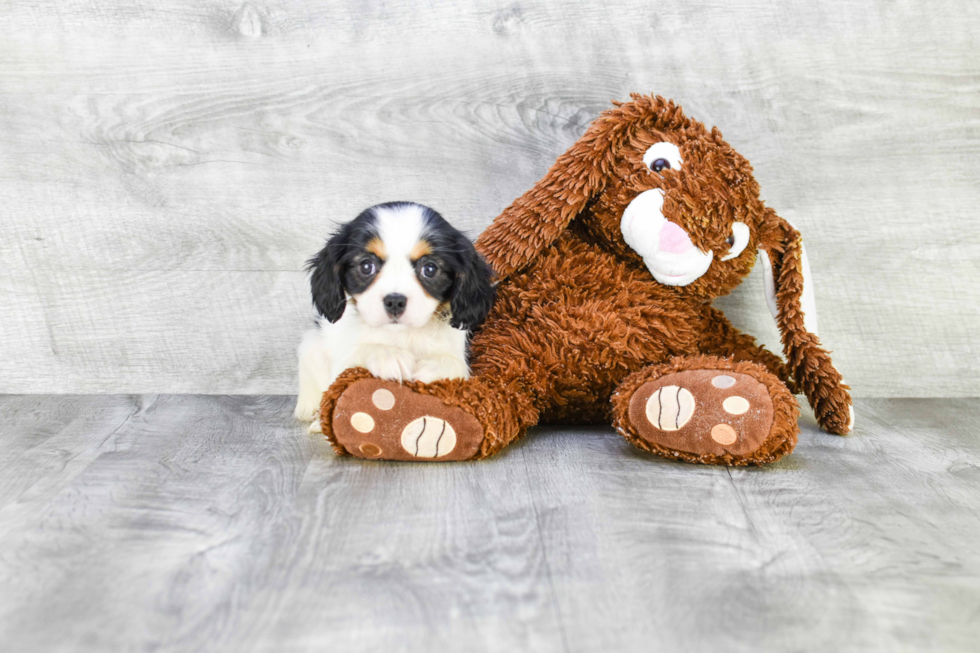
[{"x1": 293, "y1": 310, "x2": 470, "y2": 422}]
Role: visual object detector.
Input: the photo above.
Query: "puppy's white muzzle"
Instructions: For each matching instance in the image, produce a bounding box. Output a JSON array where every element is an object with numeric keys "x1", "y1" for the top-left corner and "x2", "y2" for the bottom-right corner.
[{"x1": 620, "y1": 189, "x2": 713, "y2": 286}]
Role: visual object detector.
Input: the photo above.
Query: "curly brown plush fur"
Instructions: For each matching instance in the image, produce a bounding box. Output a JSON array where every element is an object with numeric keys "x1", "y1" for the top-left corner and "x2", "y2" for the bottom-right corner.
[
  {"x1": 322, "y1": 94, "x2": 853, "y2": 466},
  {"x1": 610, "y1": 356, "x2": 799, "y2": 466}
]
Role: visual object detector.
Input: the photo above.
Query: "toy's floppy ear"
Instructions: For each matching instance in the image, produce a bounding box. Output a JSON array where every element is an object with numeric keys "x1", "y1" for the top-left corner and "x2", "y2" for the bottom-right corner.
[
  {"x1": 757, "y1": 209, "x2": 854, "y2": 434},
  {"x1": 307, "y1": 227, "x2": 350, "y2": 323},
  {"x1": 476, "y1": 118, "x2": 620, "y2": 281}
]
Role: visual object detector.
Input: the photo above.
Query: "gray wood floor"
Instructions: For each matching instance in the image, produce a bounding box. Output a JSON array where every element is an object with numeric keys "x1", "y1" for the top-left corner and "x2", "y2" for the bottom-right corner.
[{"x1": 1, "y1": 396, "x2": 978, "y2": 652}]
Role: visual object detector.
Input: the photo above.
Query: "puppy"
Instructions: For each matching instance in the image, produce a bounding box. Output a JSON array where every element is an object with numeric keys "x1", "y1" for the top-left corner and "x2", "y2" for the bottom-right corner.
[{"x1": 294, "y1": 201, "x2": 495, "y2": 428}]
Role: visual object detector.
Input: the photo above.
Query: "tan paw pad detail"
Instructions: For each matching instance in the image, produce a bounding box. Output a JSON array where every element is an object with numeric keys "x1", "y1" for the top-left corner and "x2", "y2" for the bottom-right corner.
[
  {"x1": 710, "y1": 424, "x2": 738, "y2": 445},
  {"x1": 712, "y1": 374, "x2": 736, "y2": 389},
  {"x1": 628, "y1": 370, "x2": 775, "y2": 457},
  {"x1": 372, "y1": 388, "x2": 396, "y2": 410},
  {"x1": 722, "y1": 396, "x2": 749, "y2": 415},
  {"x1": 332, "y1": 378, "x2": 483, "y2": 461},
  {"x1": 350, "y1": 412, "x2": 375, "y2": 433},
  {"x1": 645, "y1": 385, "x2": 696, "y2": 431},
  {"x1": 359, "y1": 442, "x2": 382, "y2": 457},
  {"x1": 400, "y1": 416, "x2": 457, "y2": 458}
]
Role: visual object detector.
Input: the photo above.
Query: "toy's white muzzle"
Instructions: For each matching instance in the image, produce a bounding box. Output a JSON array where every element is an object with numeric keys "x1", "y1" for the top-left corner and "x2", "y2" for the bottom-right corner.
[{"x1": 620, "y1": 189, "x2": 714, "y2": 286}]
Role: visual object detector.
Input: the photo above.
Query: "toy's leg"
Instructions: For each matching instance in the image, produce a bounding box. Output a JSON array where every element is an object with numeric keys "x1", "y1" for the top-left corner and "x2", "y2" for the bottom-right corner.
[
  {"x1": 319, "y1": 367, "x2": 539, "y2": 461},
  {"x1": 699, "y1": 306, "x2": 796, "y2": 391},
  {"x1": 611, "y1": 355, "x2": 799, "y2": 466}
]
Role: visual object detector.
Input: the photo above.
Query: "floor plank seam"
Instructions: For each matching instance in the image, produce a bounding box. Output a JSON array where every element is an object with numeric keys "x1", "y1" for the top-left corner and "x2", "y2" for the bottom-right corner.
[
  {"x1": 521, "y1": 446, "x2": 572, "y2": 653},
  {"x1": 724, "y1": 466, "x2": 762, "y2": 542}
]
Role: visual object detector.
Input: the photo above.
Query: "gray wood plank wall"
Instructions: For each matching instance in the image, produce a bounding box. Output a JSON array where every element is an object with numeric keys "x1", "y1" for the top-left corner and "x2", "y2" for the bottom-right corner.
[{"x1": 1, "y1": 1, "x2": 978, "y2": 395}]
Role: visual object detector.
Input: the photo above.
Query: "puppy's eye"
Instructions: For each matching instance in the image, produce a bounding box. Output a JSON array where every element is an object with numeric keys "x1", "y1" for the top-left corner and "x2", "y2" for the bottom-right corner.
[
  {"x1": 421, "y1": 262, "x2": 439, "y2": 278},
  {"x1": 726, "y1": 235, "x2": 735, "y2": 247},
  {"x1": 358, "y1": 260, "x2": 376, "y2": 276},
  {"x1": 650, "y1": 158, "x2": 670, "y2": 173}
]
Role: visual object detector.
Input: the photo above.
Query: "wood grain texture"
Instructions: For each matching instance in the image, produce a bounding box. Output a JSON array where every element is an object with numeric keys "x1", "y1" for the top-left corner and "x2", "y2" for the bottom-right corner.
[
  {"x1": 0, "y1": 1, "x2": 978, "y2": 394},
  {"x1": 0, "y1": 395, "x2": 978, "y2": 652}
]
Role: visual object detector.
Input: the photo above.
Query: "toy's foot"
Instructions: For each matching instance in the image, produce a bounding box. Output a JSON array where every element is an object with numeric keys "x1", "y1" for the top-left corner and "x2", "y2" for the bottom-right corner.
[
  {"x1": 613, "y1": 358, "x2": 799, "y2": 465},
  {"x1": 329, "y1": 377, "x2": 484, "y2": 461}
]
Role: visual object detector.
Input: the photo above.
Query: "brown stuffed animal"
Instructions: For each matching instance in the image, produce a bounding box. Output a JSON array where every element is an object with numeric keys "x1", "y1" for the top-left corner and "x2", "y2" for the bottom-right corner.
[{"x1": 319, "y1": 94, "x2": 853, "y2": 466}]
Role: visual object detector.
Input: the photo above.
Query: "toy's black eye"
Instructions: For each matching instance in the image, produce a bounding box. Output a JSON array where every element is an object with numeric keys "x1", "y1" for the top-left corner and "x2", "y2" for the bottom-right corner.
[
  {"x1": 650, "y1": 158, "x2": 671, "y2": 173},
  {"x1": 726, "y1": 235, "x2": 735, "y2": 247},
  {"x1": 358, "y1": 259, "x2": 376, "y2": 276},
  {"x1": 643, "y1": 143, "x2": 682, "y2": 174},
  {"x1": 421, "y1": 262, "x2": 438, "y2": 278}
]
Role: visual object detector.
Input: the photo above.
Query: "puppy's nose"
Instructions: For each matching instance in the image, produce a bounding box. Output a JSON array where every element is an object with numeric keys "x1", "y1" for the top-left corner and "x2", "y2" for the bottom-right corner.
[
  {"x1": 658, "y1": 220, "x2": 694, "y2": 254},
  {"x1": 383, "y1": 293, "x2": 407, "y2": 318}
]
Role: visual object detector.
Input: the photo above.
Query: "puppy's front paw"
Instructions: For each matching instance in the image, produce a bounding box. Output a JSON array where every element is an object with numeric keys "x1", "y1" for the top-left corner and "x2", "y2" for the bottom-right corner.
[
  {"x1": 413, "y1": 357, "x2": 470, "y2": 384},
  {"x1": 294, "y1": 393, "x2": 322, "y2": 422},
  {"x1": 364, "y1": 347, "x2": 416, "y2": 382}
]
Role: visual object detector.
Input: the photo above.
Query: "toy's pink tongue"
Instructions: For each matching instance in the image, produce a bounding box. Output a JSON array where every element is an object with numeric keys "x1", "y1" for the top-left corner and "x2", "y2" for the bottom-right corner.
[{"x1": 659, "y1": 221, "x2": 693, "y2": 254}]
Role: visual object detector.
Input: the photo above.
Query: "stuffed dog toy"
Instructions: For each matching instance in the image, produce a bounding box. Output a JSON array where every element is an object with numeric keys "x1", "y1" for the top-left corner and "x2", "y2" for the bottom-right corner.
[{"x1": 317, "y1": 94, "x2": 853, "y2": 465}]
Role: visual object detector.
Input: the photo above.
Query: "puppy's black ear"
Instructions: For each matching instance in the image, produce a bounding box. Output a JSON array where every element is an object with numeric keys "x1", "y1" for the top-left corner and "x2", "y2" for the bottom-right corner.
[
  {"x1": 449, "y1": 235, "x2": 496, "y2": 331},
  {"x1": 307, "y1": 226, "x2": 350, "y2": 323}
]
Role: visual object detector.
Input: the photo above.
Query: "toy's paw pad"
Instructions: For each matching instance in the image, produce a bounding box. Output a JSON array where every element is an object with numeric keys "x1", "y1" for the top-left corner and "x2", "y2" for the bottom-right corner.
[
  {"x1": 332, "y1": 379, "x2": 482, "y2": 461},
  {"x1": 629, "y1": 371, "x2": 775, "y2": 457}
]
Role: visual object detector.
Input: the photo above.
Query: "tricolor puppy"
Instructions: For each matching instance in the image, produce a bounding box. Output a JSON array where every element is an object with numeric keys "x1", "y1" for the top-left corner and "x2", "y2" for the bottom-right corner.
[{"x1": 294, "y1": 201, "x2": 495, "y2": 427}]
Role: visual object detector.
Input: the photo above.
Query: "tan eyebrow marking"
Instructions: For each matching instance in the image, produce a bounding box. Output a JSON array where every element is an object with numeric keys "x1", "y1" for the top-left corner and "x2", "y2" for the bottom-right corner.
[
  {"x1": 366, "y1": 237, "x2": 387, "y2": 260},
  {"x1": 410, "y1": 239, "x2": 432, "y2": 260}
]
